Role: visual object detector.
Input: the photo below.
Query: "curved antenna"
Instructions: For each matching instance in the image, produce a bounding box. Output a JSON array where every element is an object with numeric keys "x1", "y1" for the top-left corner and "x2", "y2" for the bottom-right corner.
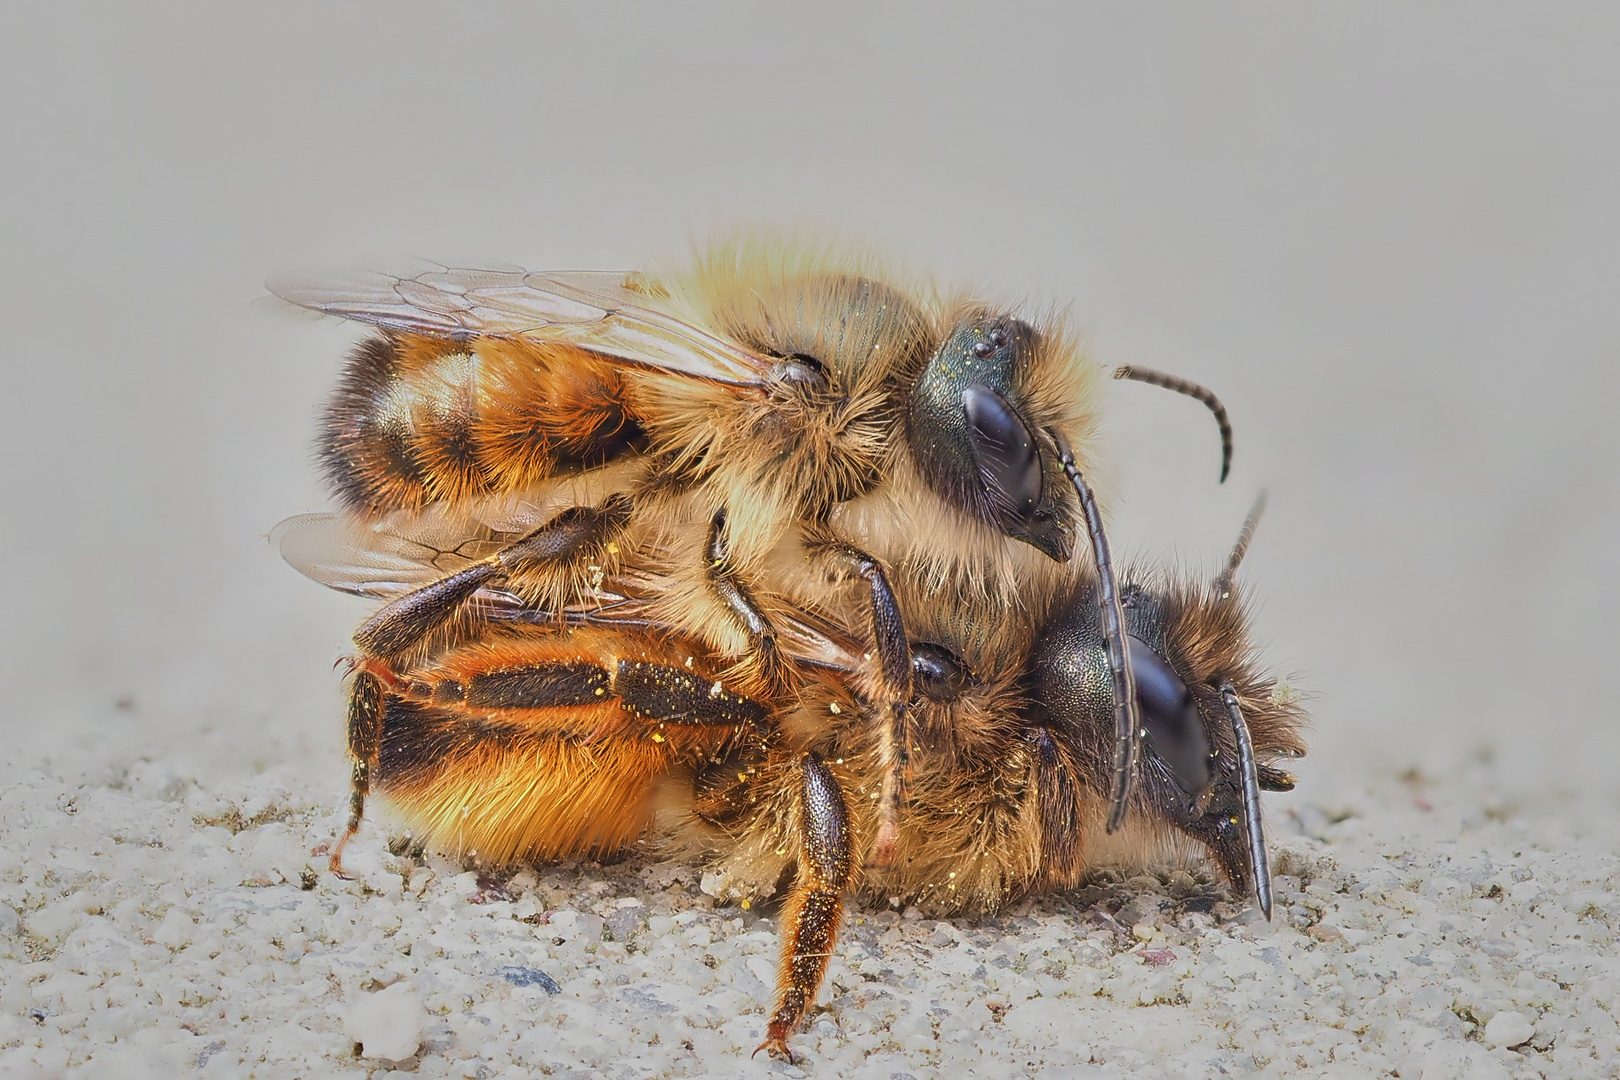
[
  {"x1": 1213, "y1": 490, "x2": 1269, "y2": 598},
  {"x1": 1113, "y1": 365, "x2": 1234, "y2": 483},
  {"x1": 1051, "y1": 431, "x2": 1141, "y2": 833},
  {"x1": 1218, "y1": 679, "x2": 1271, "y2": 920}
]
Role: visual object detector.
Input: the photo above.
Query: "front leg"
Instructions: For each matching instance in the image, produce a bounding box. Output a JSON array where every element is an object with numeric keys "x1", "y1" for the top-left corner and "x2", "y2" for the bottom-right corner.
[
  {"x1": 703, "y1": 509, "x2": 786, "y2": 691},
  {"x1": 755, "y1": 752, "x2": 854, "y2": 1063},
  {"x1": 802, "y1": 529, "x2": 912, "y2": 869}
]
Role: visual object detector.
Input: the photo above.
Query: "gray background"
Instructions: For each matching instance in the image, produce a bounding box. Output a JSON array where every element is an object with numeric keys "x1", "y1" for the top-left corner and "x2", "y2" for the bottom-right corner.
[{"x1": 3, "y1": 3, "x2": 1616, "y2": 810}]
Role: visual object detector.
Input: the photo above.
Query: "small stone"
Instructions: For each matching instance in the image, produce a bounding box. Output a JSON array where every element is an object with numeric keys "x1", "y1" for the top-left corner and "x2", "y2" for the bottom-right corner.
[
  {"x1": 496, "y1": 966, "x2": 561, "y2": 994},
  {"x1": 1483, "y1": 1009, "x2": 1533, "y2": 1048},
  {"x1": 346, "y1": 981, "x2": 423, "y2": 1062}
]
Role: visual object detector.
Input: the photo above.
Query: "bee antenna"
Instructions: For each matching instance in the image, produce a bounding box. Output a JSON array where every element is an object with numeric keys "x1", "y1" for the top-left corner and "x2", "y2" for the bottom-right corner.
[
  {"x1": 1219, "y1": 679, "x2": 1271, "y2": 921},
  {"x1": 1113, "y1": 365, "x2": 1234, "y2": 483},
  {"x1": 1214, "y1": 490, "x2": 1269, "y2": 597},
  {"x1": 1050, "y1": 430, "x2": 1140, "y2": 834}
]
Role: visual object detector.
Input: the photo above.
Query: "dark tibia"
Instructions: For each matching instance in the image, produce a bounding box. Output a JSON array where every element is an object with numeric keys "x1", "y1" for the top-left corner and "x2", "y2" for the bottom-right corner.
[
  {"x1": 615, "y1": 659, "x2": 769, "y2": 728},
  {"x1": 352, "y1": 563, "x2": 495, "y2": 657},
  {"x1": 802, "y1": 534, "x2": 913, "y2": 868},
  {"x1": 756, "y1": 753, "x2": 854, "y2": 1062},
  {"x1": 803, "y1": 537, "x2": 912, "y2": 697},
  {"x1": 496, "y1": 493, "x2": 632, "y2": 572},
  {"x1": 351, "y1": 496, "x2": 632, "y2": 659},
  {"x1": 389, "y1": 657, "x2": 766, "y2": 729}
]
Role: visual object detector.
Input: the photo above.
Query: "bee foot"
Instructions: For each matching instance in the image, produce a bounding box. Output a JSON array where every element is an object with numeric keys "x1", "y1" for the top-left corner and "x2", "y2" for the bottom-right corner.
[
  {"x1": 751, "y1": 1038, "x2": 794, "y2": 1064},
  {"x1": 328, "y1": 836, "x2": 358, "y2": 879}
]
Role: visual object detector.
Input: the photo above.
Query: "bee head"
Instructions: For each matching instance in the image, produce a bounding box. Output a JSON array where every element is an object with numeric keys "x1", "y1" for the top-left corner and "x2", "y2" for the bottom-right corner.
[
  {"x1": 906, "y1": 312, "x2": 1076, "y2": 561},
  {"x1": 1025, "y1": 575, "x2": 1303, "y2": 917}
]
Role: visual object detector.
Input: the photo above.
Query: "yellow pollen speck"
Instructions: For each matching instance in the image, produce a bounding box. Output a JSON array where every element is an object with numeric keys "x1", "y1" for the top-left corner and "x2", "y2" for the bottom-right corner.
[
  {"x1": 651, "y1": 733, "x2": 665, "y2": 743},
  {"x1": 606, "y1": 542, "x2": 620, "y2": 554},
  {"x1": 738, "y1": 773, "x2": 748, "y2": 782},
  {"x1": 595, "y1": 687, "x2": 606, "y2": 696},
  {"x1": 740, "y1": 898, "x2": 751, "y2": 910}
]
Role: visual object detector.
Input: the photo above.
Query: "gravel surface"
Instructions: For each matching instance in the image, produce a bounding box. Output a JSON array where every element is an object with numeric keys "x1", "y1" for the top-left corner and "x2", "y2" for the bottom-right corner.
[{"x1": 2, "y1": 759, "x2": 1616, "y2": 1079}]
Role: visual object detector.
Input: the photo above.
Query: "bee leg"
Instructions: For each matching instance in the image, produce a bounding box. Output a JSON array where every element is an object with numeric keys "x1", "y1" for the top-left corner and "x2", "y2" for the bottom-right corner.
[
  {"x1": 704, "y1": 509, "x2": 785, "y2": 689},
  {"x1": 330, "y1": 670, "x2": 383, "y2": 877},
  {"x1": 385, "y1": 652, "x2": 767, "y2": 733},
  {"x1": 755, "y1": 752, "x2": 853, "y2": 1063},
  {"x1": 613, "y1": 658, "x2": 769, "y2": 731},
  {"x1": 352, "y1": 494, "x2": 633, "y2": 659},
  {"x1": 802, "y1": 534, "x2": 912, "y2": 869}
]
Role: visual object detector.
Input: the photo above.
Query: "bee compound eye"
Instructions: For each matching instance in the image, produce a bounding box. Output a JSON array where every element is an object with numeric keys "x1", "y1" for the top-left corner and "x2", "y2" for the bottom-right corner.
[
  {"x1": 1128, "y1": 635, "x2": 1213, "y2": 797},
  {"x1": 910, "y1": 642, "x2": 974, "y2": 703},
  {"x1": 961, "y1": 384, "x2": 1043, "y2": 521}
]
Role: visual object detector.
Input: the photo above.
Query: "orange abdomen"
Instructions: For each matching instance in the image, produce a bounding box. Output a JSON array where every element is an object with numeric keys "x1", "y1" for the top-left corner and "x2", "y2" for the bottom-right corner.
[
  {"x1": 369, "y1": 628, "x2": 761, "y2": 863},
  {"x1": 321, "y1": 333, "x2": 645, "y2": 516}
]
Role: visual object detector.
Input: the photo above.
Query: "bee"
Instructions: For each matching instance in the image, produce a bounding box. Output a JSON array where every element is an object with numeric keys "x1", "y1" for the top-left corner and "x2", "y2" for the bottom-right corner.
[
  {"x1": 273, "y1": 241, "x2": 1238, "y2": 860},
  {"x1": 274, "y1": 496, "x2": 1306, "y2": 1061}
]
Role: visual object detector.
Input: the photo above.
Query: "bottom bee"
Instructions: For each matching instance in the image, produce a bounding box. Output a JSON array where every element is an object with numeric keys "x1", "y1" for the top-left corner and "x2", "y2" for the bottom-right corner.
[{"x1": 279, "y1": 500, "x2": 1305, "y2": 1061}]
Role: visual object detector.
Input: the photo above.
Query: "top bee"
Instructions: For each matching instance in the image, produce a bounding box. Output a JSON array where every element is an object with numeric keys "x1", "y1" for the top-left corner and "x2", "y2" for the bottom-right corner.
[{"x1": 276, "y1": 241, "x2": 1231, "y2": 828}]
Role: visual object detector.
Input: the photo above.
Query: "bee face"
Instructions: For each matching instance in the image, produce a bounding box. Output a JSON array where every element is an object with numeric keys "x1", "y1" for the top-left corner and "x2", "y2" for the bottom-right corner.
[
  {"x1": 1024, "y1": 576, "x2": 1305, "y2": 911},
  {"x1": 907, "y1": 313, "x2": 1077, "y2": 561}
]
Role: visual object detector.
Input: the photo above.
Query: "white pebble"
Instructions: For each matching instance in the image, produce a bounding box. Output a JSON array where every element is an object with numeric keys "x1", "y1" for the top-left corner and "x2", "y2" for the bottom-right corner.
[
  {"x1": 1483, "y1": 1009, "x2": 1533, "y2": 1048},
  {"x1": 345, "y1": 981, "x2": 423, "y2": 1062}
]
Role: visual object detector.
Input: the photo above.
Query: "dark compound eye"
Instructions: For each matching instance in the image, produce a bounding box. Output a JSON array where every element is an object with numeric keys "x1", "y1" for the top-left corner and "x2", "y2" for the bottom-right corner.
[
  {"x1": 962, "y1": 384, "x2": 1043, "y2": 521},
  {"x1": 1128, "y1": 635, "x2": 1213, "y2": 797}
]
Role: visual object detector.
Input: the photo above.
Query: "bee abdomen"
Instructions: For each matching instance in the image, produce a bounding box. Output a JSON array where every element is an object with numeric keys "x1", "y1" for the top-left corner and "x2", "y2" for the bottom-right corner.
[{"x1": 321, "y1": 334, "x2": 644, "y2": 516}]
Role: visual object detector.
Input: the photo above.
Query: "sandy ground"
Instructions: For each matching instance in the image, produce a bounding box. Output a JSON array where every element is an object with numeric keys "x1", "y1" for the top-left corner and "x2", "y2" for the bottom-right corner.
[
  {"x1": 3, "y1": 5, "x2": 1619, "y2": 1079},
  {"x1": 2, "y1": 760, "x2": 1617, "y2": 1079}
]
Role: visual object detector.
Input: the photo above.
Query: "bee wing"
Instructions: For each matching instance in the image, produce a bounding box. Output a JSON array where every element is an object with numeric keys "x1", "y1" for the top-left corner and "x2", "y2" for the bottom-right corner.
[
  {"x1": 274, "y1": 513, "x2": 865, "y2": 673},
  {"x1": 271, "y1": 512, "x2": 507, "y2": 599},
  {"x1": 270, "y1": 265, "x2": 771, "y2": 387}
]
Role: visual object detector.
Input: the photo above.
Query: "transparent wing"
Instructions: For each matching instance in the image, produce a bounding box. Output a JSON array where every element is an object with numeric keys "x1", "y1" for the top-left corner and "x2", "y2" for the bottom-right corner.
[
  {"x1": 272, "y1": 512, "x2": 865, "y2": 673},
  {"x1": 270, "y1": 264, "x2": 770, "y2": 387},
  {"x1": 271, "y1": 511, "x2": 508, "y2": 599}
]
